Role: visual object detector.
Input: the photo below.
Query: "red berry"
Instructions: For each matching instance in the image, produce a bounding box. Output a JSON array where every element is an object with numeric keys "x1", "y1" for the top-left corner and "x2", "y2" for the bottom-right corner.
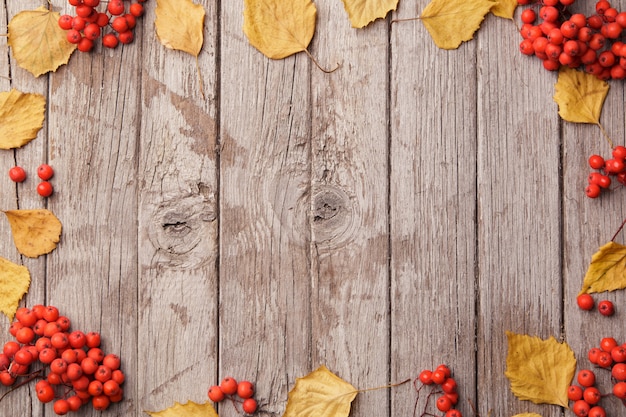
[
  {"x1": 111, "y1": 16, "x2": 129, "y2": 33},
  {"x1": 612, "y1": 362, "x2": 626, "y2": 380},
  {"x1": 577, "y1": 293, "x2": 594, "y2": 310},
  {"x1": 572, "y1": 399, "x2": 590, "y2": 417},
  {"x1": 568, "y1": 385, "x2": 583, "y2": 401},
  {"x1": 597, "y1": 350, "x2": 613, "y2": 368},
  {"x1": 585, "y1": 183, "x2": 601, "y2": 198},
  {"x1": 130, "y1": 3, "x2": 144, "y2": 17},
  {"x1": 242, "y1": 397, "x2": 257, "y2": 414},
  {"x1": 58, "y1": 14, "x2": 73, "y2": 30},
  {"x1": 37, "y1": 181, "x2": 53, "y2": 197},
  {"x1": 237, "y1": 380, "x2": 255, "y2": 399},
  {"x1": 611, "y1": 346, "x2": 626, "y2": 363},
  {"x1": 418, "y1": 369, "x2": 433, "y2": 385},
  {"x1": 220, "y1": 377, "x2": 238, "y2": 395},
  {"x1": 83, "y1": 23, "x2": 101, "y2": 40},
  {"x1": 53, "y1": 398, "x2": 70, "y2": 415},
  {"x1": 577, "y1": 369, "x2": 596, "y2": 387},
  {"x1": 431, "y1": 369, "x2": 446, "y2": 384},
  {"x1": 107, "y1": 0, "x2": 125, "y2": 16},
  {"x1": 613, "y1": 381, "x2": 626, "y2": 399},
  {"x1": 441, "y1": 377, "x2": 457, "y2": 394},
  {"x1": 598, "y1": 300, "x2": 615, "y2": 316},
  {"x1": 436, "y1": 395, "x2": 453, "y2": 412},
  {"x1": 8, "y1": 166, "x2": 26, "y2": 182},
  {"x1": 445, "y1": 410, "x2": 463, "y2": 417},
  {"x1": 613, "y1": 145, "x2": 626, "y2": 160},
  {"x1": 77, "y1": 37, "x2": 94, "y2": 53},
  {"x1": 118, "y1": 30, "x2": 134, "y2": 45},
  {"x1": 588, "y1": 406, "x2": 606, "y2": 417},
  {"x1": 208, "y1": 385, "x2": 225, "y2": 402},
  {"x1": 583, "y1": 386, "x2": 601, "y2": 405},
  {"x1": 102, "y1": 33, "x2": 119, "y2": 49}
]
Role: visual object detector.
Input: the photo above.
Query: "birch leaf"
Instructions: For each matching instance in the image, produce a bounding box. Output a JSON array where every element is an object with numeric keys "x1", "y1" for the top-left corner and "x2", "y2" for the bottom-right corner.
[
  {"x1": 341, "y1": 0, "x2": 399, "y2": 28},
  {"x1": 420, "y1": 0, "x2": 495, "y2": 49},
  {"x1": 491, "y1": 0, "x2": 518, "y2": 19},
  {"x1": 505, "y1": 331, "x2": 576, "y2": 408},
  {"x1": 283, "y1": 365, "x2": 358, "y2": 417},
  {"x1": 0, "y1": 89, "x2": 46, "y2": 150},
  {"x1": 7, "y1": 6, "x2": 76, "y2": 77},
  {"x1": 244, "y1": 0, "x2": 316, "y2": 59},
  {"x1": 0, "y1": 257, "x2": 30, "y2": 322},
  {"x1": 155, "y1": 0, "x2": 205, "y2": 56},
  {"x1": 145, "y1": 401, "x2": 218, "y2": 417},
  {"x1": 579, "y1": 241, "x2": 626, "y2": 295},
  {"x1": 554, "y1": 67, "x2": 609, "y2": 124},
  {"x1": 4, "y1": 209, "x2": 62, "y2": 258}
]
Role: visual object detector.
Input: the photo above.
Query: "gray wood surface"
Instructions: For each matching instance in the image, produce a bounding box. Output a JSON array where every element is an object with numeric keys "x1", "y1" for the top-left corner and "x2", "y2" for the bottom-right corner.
[{"x1": 1, "y1": 1, "x2": 626, "y2": 416}]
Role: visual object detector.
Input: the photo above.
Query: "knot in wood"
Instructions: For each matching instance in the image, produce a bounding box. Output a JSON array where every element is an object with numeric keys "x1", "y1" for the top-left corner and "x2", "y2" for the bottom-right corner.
[{"x1": 311, "y1": 185, "x2": 355, "y2": 247}]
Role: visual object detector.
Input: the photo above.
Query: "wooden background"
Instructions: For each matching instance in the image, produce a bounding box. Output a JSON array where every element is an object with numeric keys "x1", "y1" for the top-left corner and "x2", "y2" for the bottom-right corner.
[{"x1": 1, "y1": 0, "x2": 626, "y2": 416}]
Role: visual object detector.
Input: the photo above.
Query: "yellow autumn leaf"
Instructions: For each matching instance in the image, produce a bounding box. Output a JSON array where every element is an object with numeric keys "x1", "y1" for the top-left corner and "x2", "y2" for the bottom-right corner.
[
  {"x1": 554, "y1": 67, "x2": 609, "y2": 124},
  {"x1": 420, "y1": 0, "x2": 495, "y2": 50},
  {"x1": 4, "y1": 209, "x2": 62, "y2": 258},
  {"x1": 0, "y1": 89, "x2": 46, "y2": 150},
  {"x1": 0, "y1": 257, "x2": 30, "y2": 322},
  {"x1": 155, "y1": 0, "x2": 205, "y2": 56},
  {"x1": 505, "y1": 332, "x2": 576, "y2": 408},
  {"x1": 283, "y1": 365, "x2": 358, "y2": 417},
  {"x1": 145, "y1": 401, "x2": 218, "y2": 417},
  {"x1": 579, "y1": 241, "x2": 626, "y2": 295},
  {"x1": 491, "y1": 0, "x2": 517, "y2": 19},
  {"x1": 341, "y1": 0, "x2": 399, "y2": 28},
  {"x1": 244, "y1": 0, "x2": 316, "y2": 60},
  {"x1": 7, "y1": 6, "x2": 76, "y2": 77}
]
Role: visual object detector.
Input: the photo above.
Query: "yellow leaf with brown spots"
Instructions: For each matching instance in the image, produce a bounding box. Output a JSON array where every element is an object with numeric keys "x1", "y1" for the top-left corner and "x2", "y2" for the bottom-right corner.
[
  {"x1": 491, "y1": 0, "x2": 517, "y2": 19},
  {"x1": 0, "y1": 89, "x2": 46, "y2": 150},
  {"x1": 145, "y1": 401, "x2": 218, "y2": 417},
  {"x1": 554, "y1": 67, "x2": 609, "y2": 124},
  {"x1": 4, "y1": 210, "x2": 62, "y2": 258},
  {"x1": 579, "y1": 241, "x2": 626, "y2": 295},
  {"x1": 0, "y1": 257, "x2": 30, "y2": 322},
  {"x1": 155, "y1": 0, "x2": 205, "y2": 56},
  {"x1": 341, "y1": 0, "x2": 399, "y2": 28},
  {"x1": 7, "y1": 6, "x2": 76, "y2": 77}
]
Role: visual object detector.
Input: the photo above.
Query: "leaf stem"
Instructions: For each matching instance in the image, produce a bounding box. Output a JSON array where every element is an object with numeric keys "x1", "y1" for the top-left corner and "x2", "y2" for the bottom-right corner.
[
  {"x1": 391, "y1": 16, "x2": 423, "y2": 24},
  {"x1": 597, "y1": 122, "x2": 614, "y2": 149},
  {"x1": 356, "y1": 377, "x2": 411, "y2": 394},
  {"x1": 303, "y1": 48, "x2": 340, "y2": 74},
  {"x1": 611, "y1": 217, "x2": 626, "y2": 242}
]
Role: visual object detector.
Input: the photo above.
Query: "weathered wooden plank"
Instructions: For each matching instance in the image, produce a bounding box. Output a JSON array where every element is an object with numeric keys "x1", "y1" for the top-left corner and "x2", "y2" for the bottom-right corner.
[{"x1": 390, "y1": 2, "x2": 478, "y2": 416}]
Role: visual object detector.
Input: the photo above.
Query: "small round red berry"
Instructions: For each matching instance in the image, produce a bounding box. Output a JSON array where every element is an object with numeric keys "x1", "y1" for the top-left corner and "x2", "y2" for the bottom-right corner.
[
  {"x1": 102, "y1": 33, "x2": 119, "y2": 49},
  {"x1": 567, "y1": 385, "x2": 583, "y2": 401},
  {"x1": 588, "y1": 405, "x2": 606, "y2": 417},
  {"x1": 8, "y1": 166, "x2": 26, "y2": 182},
  {"x1": 600, "y1": 337, "x2": 618, "y2": 352},
  {"x1": 220, "y1": 377, "x2": 238, "y2": 395},
  {"x1": 37, "y1": 164, "x2": 54, "y2": 180},
  {"x1": 37, "y1": 181, "x2": 53, "y2": 197},
  {"x1": 418, "y1": 369, "x2": 433, "y2": 385},
  {"x1": 577, "y1": 369, "x2": 596, "y2": 387},
  {"x1": 572, "y1": 399, "x2": 590, "y2": 417},
  {"x1": 585, "y1": 183, "x2": 601, "y2": 198},
  {"x1": 583, "y1": 386, "x2": 601, "y2": 405},
  {"x1": 436, "y1": 395, "x2": 453, "y2": 412},
  {"x1": 613, "y1": 381, "x2": 626, "y2": 399},
  {"x1": 242, "y1": 397, "x2": 257, "y2": 414},
  {"x1": 431, "y1": 369, "x2": 446, "y2": 385},
  {"x1": 237, "y1": 380, "x2": 255, "y2": 399},
  {"x1": 598, "y1": 300, "x2": 615, "y2": 316},
  {"x1": 576, "y1": 293, "x2": 594, "y2": 311},
  {"x1": 207, "y1": 385, "x2": 224, "y2": 402},
  {"x1": 445, "y1": 410, "x2": 462, "y2": 417}
]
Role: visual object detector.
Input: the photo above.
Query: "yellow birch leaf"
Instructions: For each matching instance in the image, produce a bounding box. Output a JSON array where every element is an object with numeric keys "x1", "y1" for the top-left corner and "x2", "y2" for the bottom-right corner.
[
  {"x1": 7, "y1": 6, "x2": 76, "y2": 77},
  {"x1": 554, "y1": 67, "x2": 609, "y2": 124},
  {"x1": 579, "y1": 241, "x2": 626, "y2": 295},
  {"x1": 341, "y1": 0, "x2": 399, "y2": 28},
  {"x1": 4, "y1": 210, "x2": 62, "y2": 258},
  {"x1": 505, "y1": 331, "x2": 576, "y2": 408},
  {"x1": 244, "y1": 0, "x2": 316, "y2": 60},
  {"x1": 155, "y1": 0, "x2": 205, "y2": 56},
  {"x1": 491, "y1": 0, "x2": 518, "y2": 19},
  {"x1": 0, "y1": 257, "x2": 30, "y2": 322},
  {"x1": 420, "y1": 0, "x2": 495, "y2": 50},
  {"x1": 283, "y1": 365, "x2": 358, "y2": 417},
  {"x1": 145, "y1": 401, "x2": 218, "y2": 417},
  {"x1": 0, "y1": 89, "x2": 46, "y2": 150}
]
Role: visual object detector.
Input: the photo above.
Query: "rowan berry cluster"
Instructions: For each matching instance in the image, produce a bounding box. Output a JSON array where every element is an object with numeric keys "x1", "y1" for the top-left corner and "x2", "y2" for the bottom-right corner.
[
  {"x1": 207, "y1": 376, "x2": 258, "y2": 414},
  {"x1": 8, "y1": 164, "x2": 55, "y2": 197},
  {"x1": 517, "y1": 0, "x2": 626, "y2": 80},
  {"x1": 577, "y1": 294, "x2": 615, "y2": 316},
  {"x1": 584, "y1": 146, "x2": 626, "y2": 198},
  {"x1": 414, "y1": 364, "x2": 462, "y2": 417},
  {"x1": 568, "y1": 337, "x2": 626, "y2": 416},
  {"x1": 58, "y1": 0, "x2": 147, "y2": 52},
  {"x1": 0, "y1": 305, "x2": 125, "y2": 415}
]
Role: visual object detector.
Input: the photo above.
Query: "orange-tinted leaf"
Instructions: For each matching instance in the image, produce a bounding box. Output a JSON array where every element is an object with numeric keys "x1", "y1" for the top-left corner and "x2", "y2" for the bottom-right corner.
[
  {"x1": 4, "y1": 209, "x2": 62, "y2": 258},
  {"x1": 0, "y1": 257, "x2": 30, "y2": 322},
  {"x1": 420, "y1": 0, "x2": 495, "y2": 49},
  {"x1": 145, "y1": 401, "x2": 218, "y2": 417},
  {"x1": 283, "y1": 365, "x2": 358, "y2": 417},
  {"x1": 7, "y1": 6, "x2": 76, "y2": 77},
  {"x1": 553, "y1": 67, "x2": 609, "y2": 124},
  {"x1": 0, "y1": 89, "x2": 46, "y2": 150},
  {"x1": 155, "y1": 0, "x2": 205, "y2": 56},
  {"x1": 491, "y1": 0, "x2": 517, "y2": 19},
  {"x1": 505, "y1": 331, "x2": 576, "y2": 408},
  {"x1": 341, "y1": 0, "x2": 399, "y2": 28},
  {"x1": 579, "y1": 241, "x2": 626, "y2": 295},
  {"x1": 244, "y1": 0, "x2": 316, "y2": 59}
]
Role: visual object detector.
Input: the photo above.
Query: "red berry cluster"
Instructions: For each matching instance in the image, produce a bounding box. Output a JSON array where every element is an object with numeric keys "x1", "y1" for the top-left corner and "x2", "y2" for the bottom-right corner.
[
  {"x1": 577, "y1": 294, "x2": 615, "y2": 316},
  {"x1": 0, "y1": 305, "x2": 125, "y2": 415},
  {"x1": 517, "y1": 0, "x2": 626, "y2": 80},
  {"x1": 8, "y1": 164, "x2": 55, "y2": 197},
  {"x1": 568, "y1": 337, "x2": 626, "y2": 416},
  {"x1": 207, "y1": 376, "x2": 258, "y2": 414},
  {"x1": 585, "y1": 146, "x2": 626, "y2": 198},
  {"x1": 58, "y1": 0, "x2": 146, "y2": 52},
  {"x1": 414, "y1": 364, "x2": 462, "y2": 417}
]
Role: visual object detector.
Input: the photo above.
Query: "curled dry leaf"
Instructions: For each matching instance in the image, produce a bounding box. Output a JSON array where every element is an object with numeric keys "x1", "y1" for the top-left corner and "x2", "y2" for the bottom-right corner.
[
  {"x1": 341, "y1": 0, "x2": 399, "y2": 28},
  {"x1": 4, "y1": 209, "x2": 62, "y2": 258},
  {"x1": 553, "y1": 67, "x2": 609, "y2": 124},
  {"x1": 0, "y1": 89, "x2": 46, "y2": 150},
  {"x1": 145, "y1": 400, "x2": 218, "y2": 417},
  {"x1": 7, "y1": 6, "x2": 76, "y2": 77},
  {"x1": 420, "y1": 0, "x2": 495, "y2": 50},
  {"x1": 491, "y1": 0, "x2": 518, "y2": 19},
  {"x1": 0, "y1": 257, "x2": 30, "y2": 322},
  {"x1": 579, "y1": 241, "x2": 626, "y2": 295},
  {"x1": 155, "y1": 0, "x2": 205, "y2": 56},
  {"x1": 505, "y1": 331, "x2": 576, "y2": 408},
  {"x1": 283, "y1": 365, "x2": 357, "y2": 417}
]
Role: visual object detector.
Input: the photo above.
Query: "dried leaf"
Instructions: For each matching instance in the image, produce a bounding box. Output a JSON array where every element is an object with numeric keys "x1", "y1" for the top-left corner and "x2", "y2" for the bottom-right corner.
[
  {"x1": 0, "y1": 257, "x2": 30, "y2": 322},
  {"x1": 341, "y1": 0, "x2": 399, "y2": 28},
  {"x1": 0, "y1": 89, "x2": 46, "y2": 150},
  {"x1": 7, "y1": 6, "x2": 76, "y2": 77},
  {"x1": 554, "y1": 67, "x2": 609, "y2": 124},
  {"x1": 491, "y1": 0, "x2": 517, "y2": 19},
  {"x1": 420, "y1": 0, "x2": 495, "y2": 49},
  {"x1": 145, "y1": 401, "x2": 218, "y2": 417},
  {"x1": 155, "y1": 0, "x2": 205, "y2": 56},
  {"x1": 579, "y1": 241, "x2": 626, "y2": 295},
  {"x1": 244, "y1": 0, "x2": 316, "y2": 59},
  {"x1": 4, "y1": 209, "x2": 62, "y2": 258},
  {"x1": 283, "y1": 365, "x2": 358, "y2": 417},
  {"x1": 505, "y1": 331, "x2": 576, "y2": 408}
]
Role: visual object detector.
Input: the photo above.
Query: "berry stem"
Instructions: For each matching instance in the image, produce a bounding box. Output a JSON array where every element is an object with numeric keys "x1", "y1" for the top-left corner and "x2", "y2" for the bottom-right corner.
[
  {"x1": 0, "y1": 369, "x2": 43, "y2": 403},
  {"x1": 610, "y1": 217, "x2": 626, "y2": 242}
]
